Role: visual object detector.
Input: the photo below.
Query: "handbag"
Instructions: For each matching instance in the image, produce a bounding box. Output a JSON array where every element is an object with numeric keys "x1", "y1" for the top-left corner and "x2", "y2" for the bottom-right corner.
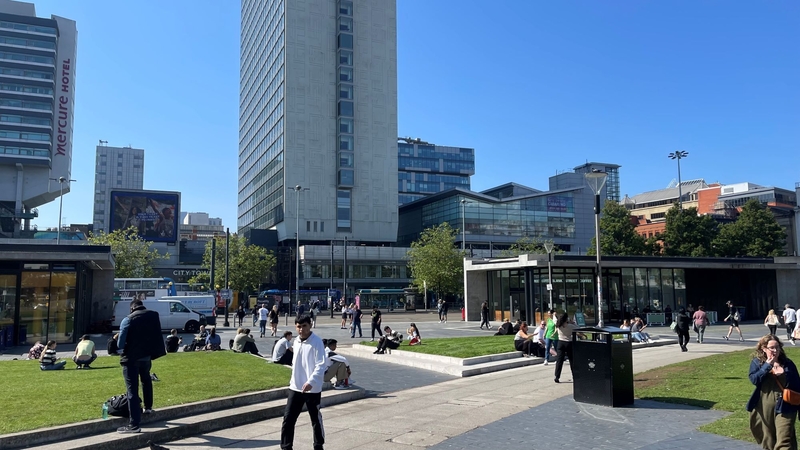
[
  {"x1": 773, "y1": 374, "x2": 800, "y2": 406},
  {"x1": 669, "y1": 321, "x2": 677, "y2": 331}
]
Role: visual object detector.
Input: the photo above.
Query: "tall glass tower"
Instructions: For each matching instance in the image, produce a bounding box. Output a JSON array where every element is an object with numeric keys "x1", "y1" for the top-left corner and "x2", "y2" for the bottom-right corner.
[{"x1": 238, "y1": 0, "x2": 398, "y2": 244}]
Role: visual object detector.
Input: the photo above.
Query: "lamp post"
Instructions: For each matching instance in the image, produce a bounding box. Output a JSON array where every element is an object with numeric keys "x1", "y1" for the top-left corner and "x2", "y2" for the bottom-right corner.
[
  {"x1": 585, "y1": 170, "x2": 608, "y2": 327},
  {"x1": 224, "y1": 228, "x2": 230, "y2": 327},
  {"x1": 543, "y1": 241, "x2": 554, "y2": 310},
  {"x1": 668, "y1": 151, "x2": 689, "y2": 210},
  {"x1": 291, "y1": 185, "x2": 309, "y2": 311},
  {"x1": 49, "y1": 176, "x2": 76, "y2": 245}
]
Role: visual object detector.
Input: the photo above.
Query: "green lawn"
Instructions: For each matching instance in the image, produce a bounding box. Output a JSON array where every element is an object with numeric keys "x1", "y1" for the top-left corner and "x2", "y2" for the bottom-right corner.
[
  {"x1": 0, "y1": 352, "x2": 290, "y2": 435},
  {"x1": 360, "y1": 335, "x2": 515, "y2": 358},
  {"x1": 634, "y1": 347, "x2": 800, "y2": 442}
]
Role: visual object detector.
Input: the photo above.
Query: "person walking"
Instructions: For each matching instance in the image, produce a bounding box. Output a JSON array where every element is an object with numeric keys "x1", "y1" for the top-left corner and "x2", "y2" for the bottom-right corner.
[
  {"x1": 692, "y1": 306, "x2": 709, "y2": 343},
  {"x1": 258, "y1": 304, "x2": 269, "y2": 338},
  {"x1": 675, "y1": 308, "x2": 691, "y2": 352},
  {"x1": 280, "y1": 314, "x2": 327, "y2": 450},
  {"x1": 748, "y1": 334, "x2": 800, "y2": 449},
  {"x1": 724, "y1": 300, "x2": 745, "y2": 342},
  {"x1": 116, "y1": 299, "x2": 166, "y2": 434},
  {"x1": 350, "y1": 304, "x2": 363, "y2": 338},
  {"x1": 269, "y1": 304, "x2": 280, "y2": 337},
  {"x1": 765, "y1": 309, "x2": 780, "y2": 337},
  {"x1": 236, "y1": 305, "x2": 246, "y2": 327},
  {"x1": 543, "y1": 309, "x2": 558, "y2": 365},
  {"x1": 440, "y1": 300, "x2": 449, "y2": 323},
  {"x1": 479, "y1": 301, "x2": 491, "y2": 330},
  {"x1": 370, "y1": 305, "x2": 383, "y2": 341},
  {"x1": 553, "y1": 312, "x2": 577, "y2": 383},
  {"x1": 782, "y1": 304, "x2": 797, "y2": 345}
]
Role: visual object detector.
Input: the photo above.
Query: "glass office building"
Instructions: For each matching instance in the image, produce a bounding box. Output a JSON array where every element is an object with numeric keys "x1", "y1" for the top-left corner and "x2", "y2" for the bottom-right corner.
[{"x1": 398, "y1": 141, "x2": 475, "y2": 205}]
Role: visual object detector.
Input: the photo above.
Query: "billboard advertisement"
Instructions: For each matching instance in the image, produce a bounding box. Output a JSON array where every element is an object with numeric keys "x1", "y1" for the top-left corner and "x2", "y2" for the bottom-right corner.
[{"x1": 110, "y1": 191, "x2": 180, "y2": 242}]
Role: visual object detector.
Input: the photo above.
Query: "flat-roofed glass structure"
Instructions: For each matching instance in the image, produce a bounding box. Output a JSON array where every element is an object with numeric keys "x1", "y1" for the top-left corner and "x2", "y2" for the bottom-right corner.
[{"x1": 397, "y1": 140, "x2": 474, "y2": 205}]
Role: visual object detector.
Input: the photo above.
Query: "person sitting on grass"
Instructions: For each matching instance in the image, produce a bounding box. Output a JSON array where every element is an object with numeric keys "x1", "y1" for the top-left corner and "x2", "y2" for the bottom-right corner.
[
  {"x1": 204, "y1": 326, "x2": 222, "y2": 351},
  {"x1": 407, "y1": 323, "x2": 421, "y2": 346},
  {"x1": 73, "y1": 334, "x2": 97, "y2": 369},
  {"x1": 165, "y1": 329, "x2": 182, "y2": 353},
  {"x1": 40, "y1": 340, "x2": 66, "y2": 370},
  {"x1": 107, "y1": 333, "x2": 120, "y2": 355},
  {"x1": 27, "y1": 341, "x2": 45, "y2": 360},
  {"x1": 233, "y1": 328, "x2": 262, "y2": 356},
  {"x1": 494, "y1": 318, "x2": 515, "y2": 336},
  {"x1": 272, "y1": 330, "x2": 294, "y2": 365},
  {"x1": 323, "y1": 339, "x2": 351, "y2": 389},
  {"x1": 373, "y1": 326, "x2": 403, "y2": 354}
]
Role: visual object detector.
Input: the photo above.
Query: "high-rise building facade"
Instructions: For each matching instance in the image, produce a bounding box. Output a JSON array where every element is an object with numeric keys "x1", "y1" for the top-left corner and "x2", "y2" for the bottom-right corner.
[
  {"x1": 92, "y1": 144, "x2": 144, "y2": 233},
  {"x1": 238, "y1": 0, "x2": 398, "y2": 244},
  {"x1": 397, "y1": 139, "x2": 475, "y2": 205},
  {"x1": 0, "y1": 0, "x2": 76, "y2": 237}
]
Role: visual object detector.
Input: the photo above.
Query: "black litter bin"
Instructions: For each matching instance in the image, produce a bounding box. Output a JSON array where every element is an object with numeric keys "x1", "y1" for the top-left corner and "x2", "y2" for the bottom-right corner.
[{"x1": 572, "y1": 326, "x2": 634, "y2": 407}]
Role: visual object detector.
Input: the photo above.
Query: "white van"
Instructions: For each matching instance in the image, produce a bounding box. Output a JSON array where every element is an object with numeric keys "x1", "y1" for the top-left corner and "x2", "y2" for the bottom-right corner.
[{"x1": 112, "y1": 299, "x2": 207, "y2": 332}]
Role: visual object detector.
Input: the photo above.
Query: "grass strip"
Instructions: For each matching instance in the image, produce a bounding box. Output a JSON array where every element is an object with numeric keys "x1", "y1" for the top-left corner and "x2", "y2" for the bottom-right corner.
[
  {"x1": 359, "y1": 335, "x2": 515, "y2": 359},
  {"x1": 0, "y1": 352, "x2": 290, "y2": 435},
  {"x1": 634, "y1": 347, "x2": 800, "y2": 442}
]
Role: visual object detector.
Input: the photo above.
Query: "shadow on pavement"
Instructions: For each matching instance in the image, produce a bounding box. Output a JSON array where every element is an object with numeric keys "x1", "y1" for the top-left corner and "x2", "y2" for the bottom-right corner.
[{"x1": 634, "y1": 397, "x2": 717, "y2": 410}]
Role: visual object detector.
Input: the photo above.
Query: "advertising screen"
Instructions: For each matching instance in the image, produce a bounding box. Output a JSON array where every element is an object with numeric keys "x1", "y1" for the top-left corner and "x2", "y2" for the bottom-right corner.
[{"x1": 110, "y1": 191, "x2": 180, "y2": 242}]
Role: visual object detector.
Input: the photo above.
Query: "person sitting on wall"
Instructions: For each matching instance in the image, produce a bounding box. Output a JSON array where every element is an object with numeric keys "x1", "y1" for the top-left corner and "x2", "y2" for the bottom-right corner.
[
  {"x1": 72, "y1": 334, "x2": 98, "y2": 369},
  {"x1": 233, "y1": 328, "x2": 262, "y2": 356},
  {"x1": 272, "y1": 331, "x2": 294, "y2": 365},
  {"x1": 373, "y1": 326, "x2": 403, "y2": 354},
  {"x1": 494, "y1": 318, "x2": 515, "y2": 336},
  {"x1": 323, "y1": 339, "x2": 351, "y2": 389},
  {"x1": 165, "y1": 329, "x2": 182, "y2": 353}
]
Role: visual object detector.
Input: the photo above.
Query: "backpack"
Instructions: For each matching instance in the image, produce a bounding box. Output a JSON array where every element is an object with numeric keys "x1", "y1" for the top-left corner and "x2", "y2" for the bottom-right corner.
[
  {"x1": 106, "y1": 394, "x2": 139, "y2": 417},
  {"x1": 734, "y1": 310, "x2": 741, "y2": 321}
]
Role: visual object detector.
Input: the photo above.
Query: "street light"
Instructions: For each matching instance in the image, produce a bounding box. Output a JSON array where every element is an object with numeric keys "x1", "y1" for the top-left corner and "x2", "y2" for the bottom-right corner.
[
  {"x1": 543, "y1": 241, "x2": 554, "y2": 310},
  {"x1": 291, "y1": 185, "x2": 309, "y2": 312},
  {"x1": 668, "y1": 151, "x2": 689, "y2": 209},
  {"x1": 585, "y1": 170, "x2": 608, "y2": 327},
  {"x1": 49, "y1": 176, "x2": 76, "y2": 245}
]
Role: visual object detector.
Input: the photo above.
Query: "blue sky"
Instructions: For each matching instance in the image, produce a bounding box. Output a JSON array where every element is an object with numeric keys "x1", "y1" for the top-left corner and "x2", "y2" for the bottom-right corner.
[{"x1": 32, "y1": 1, "x2": 800, "y2": 230}]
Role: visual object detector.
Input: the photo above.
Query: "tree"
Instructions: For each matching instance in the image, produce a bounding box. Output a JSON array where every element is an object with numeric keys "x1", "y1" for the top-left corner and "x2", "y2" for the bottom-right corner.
[
  {"x1": 406, "y1": 223, "x2": 464, "y2": 302},
  {"x1": 88, "y1": 227, "x2": 168, "y2": 278},
  {"x1": 713, "y1": 199, "x2": 787, "y2": 257},
  {"x1": 661, "y1": 205, "x2": 718, "y2": 256},
  {"x1": 188, "y1": 234, "x2": 276, "y2": 294},
  {"x1": 502, "y1": 236, "x2": 560, "y2": 257},
  {"x1": 587, "y1": 201, "x2": 649, "y2": 256}
]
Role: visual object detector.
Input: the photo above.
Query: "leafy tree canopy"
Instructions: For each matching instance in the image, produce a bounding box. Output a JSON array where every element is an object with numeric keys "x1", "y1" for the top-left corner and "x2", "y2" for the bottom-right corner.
[
  {"x1": 661, "y1": 205, "x2": 718, "y2": 257},
  {"x1": 189, "y1": 234, "x2": 276, "y2": 294},
  {"x1": 713, "y1": 199, "x2": 786, "y2": 257},
  {"x1": 587, "y1": 200, "x2": 650, "y2": 256},
  {"x1": 88, "y1": 227, "x2": 167, "y2": 278},
  {"x1": 406, "y1": 222, "x2": 464, "y2": 299},
  {"x1": 502, "y1": 236, "x2": 561, "y2": 257}
]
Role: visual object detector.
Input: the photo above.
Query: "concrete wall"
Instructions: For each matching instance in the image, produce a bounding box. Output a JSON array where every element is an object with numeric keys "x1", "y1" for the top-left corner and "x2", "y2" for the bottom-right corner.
[{"x1": 464, "y1": 262, "x2": 488, "y2": 321}]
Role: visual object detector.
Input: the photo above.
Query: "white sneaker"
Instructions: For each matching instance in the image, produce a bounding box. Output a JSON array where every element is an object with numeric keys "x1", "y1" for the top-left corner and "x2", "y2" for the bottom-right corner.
[
  {"x1": 792, "y1": 340, "x2": 796, "y2": 346},
  {"x1": 543, "y1": 361, "x2": 549, "y2": 366}
]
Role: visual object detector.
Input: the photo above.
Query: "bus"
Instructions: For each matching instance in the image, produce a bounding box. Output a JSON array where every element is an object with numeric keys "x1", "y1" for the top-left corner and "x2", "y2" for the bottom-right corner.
[
  {"x1": 172, "y1": 282, "x2": 208, "y2": 296},
  {"x1": 113, "y1": 277, "x2": 177, "y2": 302},
  {"x1": 257, "y1": 289, "x2": 341, "y2": 313}
]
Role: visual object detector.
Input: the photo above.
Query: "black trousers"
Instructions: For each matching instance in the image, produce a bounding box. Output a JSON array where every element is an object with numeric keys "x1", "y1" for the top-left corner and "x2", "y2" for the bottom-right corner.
[
  {"x1": 677, "y1": 330, "x2": 690, "y2": 348},
  {"x1": 121, "y1": 358, "x2": 152, "y2": 427},
  {"x1": 377, "y1": 338, "x2": 400, "y2": 352},
  {"x1": 514, "y1": 339, "x2": 534, "y2": 356},
  {"x1": 371, "y1": 323, "x2": 383, "y2": 339},
  {"x1": 554, "y1": 340, "x2": 573, "y2": 381},
  {"x1": 788, "y1": 322, "x2": 796, "y2": 341},
  {"x1": 281, "y1": 390, "x2": 324, "y2": 450}
]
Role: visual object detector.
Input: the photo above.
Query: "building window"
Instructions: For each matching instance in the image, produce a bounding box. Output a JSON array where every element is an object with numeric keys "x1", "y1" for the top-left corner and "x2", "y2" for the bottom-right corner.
[
  {"x1": 338, "y1": 169, "x2": 354, "y2": 186},
  {"x1": 337, "y1": 190, "x2": 351, "y2": 230},
  {"x1": 339, "y1": 67, "x2": 353, "y2": 82},
  {"x1": 320, "y1": 221, "x2": 324, "y2": 232},
  {"x1": 339, "y1": 1, "x2": 353, "y2": 16},
  {"x1": 339, "y1": 17, "x2": 353, "y2": 32},
  {"x1": 339, "y1": 84, "x2": 353, "y2": 100},
  {"x1": 307, "y1": 221, "x2": 311, "y2": 232},
  {"x1": 339, "y1": 135, "x2": 354, "y2": 151},
  {"x1": 338, "y1": 50, "x2": 352, "y2": 66},
  {"x1": 338, "y1": 101, "x2": 353, "y2": 117},
  {"x1": 339, "y1": 118, "x2": 354, "y2": 134},
  {"x1": 339, "y1": 151, "x2": 354, "y2": 168},
  {"x1": 338, "y1": 33, "x2": 353, "y2": 49},
  {"x1": 313, "y1": 221, "x2": 318, "y2": 232}
]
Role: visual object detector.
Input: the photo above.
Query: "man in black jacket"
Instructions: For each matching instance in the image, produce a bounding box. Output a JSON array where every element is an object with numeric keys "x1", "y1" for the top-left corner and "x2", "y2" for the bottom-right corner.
[{"x1": 116, "y1": 300, "x2": 166, "y2": 434}]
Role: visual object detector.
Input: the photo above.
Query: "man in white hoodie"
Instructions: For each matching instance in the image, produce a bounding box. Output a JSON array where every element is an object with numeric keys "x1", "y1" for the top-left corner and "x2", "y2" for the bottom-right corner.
[{"x1": 280, "y1": 314, "x2": 327, "y2": 450}]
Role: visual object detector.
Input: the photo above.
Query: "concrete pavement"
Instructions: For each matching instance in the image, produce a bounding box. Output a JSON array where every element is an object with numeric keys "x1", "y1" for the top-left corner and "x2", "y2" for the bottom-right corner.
[{"x1": 159, "y1": 341, "x2": 757, "y2": 450}]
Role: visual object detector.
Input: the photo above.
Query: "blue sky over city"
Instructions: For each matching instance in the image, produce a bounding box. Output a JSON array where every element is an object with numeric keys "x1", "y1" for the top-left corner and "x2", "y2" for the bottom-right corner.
[{"x1": 31, "y1": 0, "x2": 800, "y2": 230}]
